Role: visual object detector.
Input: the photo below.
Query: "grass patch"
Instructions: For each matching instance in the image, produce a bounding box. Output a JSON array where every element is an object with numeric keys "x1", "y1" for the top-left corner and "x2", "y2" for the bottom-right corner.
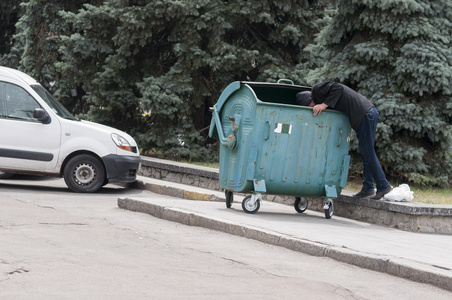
[
  {"x1": 180, "y1": 161, "x2": 219, "y2": 168},
  {"x1": 409, "y1": 187, "x2": 452, "y2": 205},
  {"x1": 345, "y1": 179, "x2": 452, "y2": 205}
]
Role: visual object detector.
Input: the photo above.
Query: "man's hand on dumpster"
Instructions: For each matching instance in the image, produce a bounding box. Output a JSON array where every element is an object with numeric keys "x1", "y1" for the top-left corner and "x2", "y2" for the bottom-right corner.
[{"x1": 313, "y1": 103, "x2": 328, "y2": 116}]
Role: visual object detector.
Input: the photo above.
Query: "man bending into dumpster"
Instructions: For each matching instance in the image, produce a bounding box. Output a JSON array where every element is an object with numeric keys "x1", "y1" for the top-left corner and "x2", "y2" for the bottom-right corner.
[{"x1": 296, "y1": 82, "x2": 392, "y2": 200}]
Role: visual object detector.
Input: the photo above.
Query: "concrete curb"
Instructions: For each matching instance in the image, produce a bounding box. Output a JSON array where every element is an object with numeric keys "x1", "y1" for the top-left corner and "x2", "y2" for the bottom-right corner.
[
  {"x1": 118, "y1": 197, "x2": 452, "y2": 292},
  {"x1": 138, "y1": 157, "x2": 452, "y2": 234},
  {"x1": 129, "y1": 178, "x2": 224, "y2": 202}
]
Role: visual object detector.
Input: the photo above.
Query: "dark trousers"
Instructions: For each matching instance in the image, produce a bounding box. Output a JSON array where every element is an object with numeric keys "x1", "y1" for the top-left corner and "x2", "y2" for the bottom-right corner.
[{"x1": 356, "y1": 107, "x2": 391, "y2": 192}]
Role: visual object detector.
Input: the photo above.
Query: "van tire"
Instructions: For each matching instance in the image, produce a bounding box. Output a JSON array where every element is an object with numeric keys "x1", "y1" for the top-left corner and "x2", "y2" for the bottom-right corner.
[{"x1": 64, "y1": 154, "x2": 105, "y2": 193}]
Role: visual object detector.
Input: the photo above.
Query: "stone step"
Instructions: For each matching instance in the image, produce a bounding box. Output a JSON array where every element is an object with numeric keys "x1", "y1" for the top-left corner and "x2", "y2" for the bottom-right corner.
[{"x1": 137, "y1": 156, "x2": 452, "y2": 235}]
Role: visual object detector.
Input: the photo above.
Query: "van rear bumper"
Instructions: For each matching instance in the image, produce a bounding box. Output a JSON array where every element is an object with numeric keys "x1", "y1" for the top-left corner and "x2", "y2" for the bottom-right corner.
[{"x1": 102, "y1": 154, "x2": 141, "y2": 183}]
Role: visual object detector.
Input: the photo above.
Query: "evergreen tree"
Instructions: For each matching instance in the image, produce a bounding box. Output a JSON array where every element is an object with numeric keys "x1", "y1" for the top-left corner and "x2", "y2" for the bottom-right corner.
[
  {"x1": 52, "y1": 0, "x2": 325, "y2": 161},
  {"x1": 12, "y1": 0, "x2": 102, "y2": 110},
  {"x1": 305, "y1": 0, "x2": 452, "y2": 185},
  {"x1": 0, "y1": 0, "x2": 22, "y2": 67}
]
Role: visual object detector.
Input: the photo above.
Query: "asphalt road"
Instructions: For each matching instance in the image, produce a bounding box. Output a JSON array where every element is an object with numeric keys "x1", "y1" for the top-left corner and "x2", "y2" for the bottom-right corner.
[{"x1": 1, "y1": 175, "x2": 451, "y2": 299}]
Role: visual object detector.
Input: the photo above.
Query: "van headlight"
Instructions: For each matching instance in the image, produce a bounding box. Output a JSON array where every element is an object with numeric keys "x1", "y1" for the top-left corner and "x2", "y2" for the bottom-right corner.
[{"x1": 111, "y1": 133, "x2": 132, "y2": 152}]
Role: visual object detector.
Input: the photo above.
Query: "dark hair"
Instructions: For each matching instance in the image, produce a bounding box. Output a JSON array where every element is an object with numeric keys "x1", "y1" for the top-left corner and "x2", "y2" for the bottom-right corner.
[{"x1": 296, "y1": 91, "x2": 312, "y2": 106}]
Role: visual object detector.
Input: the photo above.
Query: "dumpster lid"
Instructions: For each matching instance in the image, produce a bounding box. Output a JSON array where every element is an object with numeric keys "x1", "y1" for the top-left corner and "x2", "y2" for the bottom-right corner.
[
  {"x1": 209, "y1": 81, "x2": 311, "y2": 138},
  {"x1": 209, "y1": 81, "x2": 242, "y2": 138}
]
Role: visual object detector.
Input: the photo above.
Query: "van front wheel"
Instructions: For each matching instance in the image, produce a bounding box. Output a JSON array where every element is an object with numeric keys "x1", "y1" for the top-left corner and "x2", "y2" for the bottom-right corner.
[{"x1": 64, "y1": 154, "x2": 105, "y2": 193}]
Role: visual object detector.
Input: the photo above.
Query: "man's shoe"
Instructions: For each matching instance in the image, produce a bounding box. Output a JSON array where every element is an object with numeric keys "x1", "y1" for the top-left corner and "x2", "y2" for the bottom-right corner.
[
  {"x1": 370, "y1": 187, "x2": 392, "y2": 200},
  {"x1": 353, "y1": 189, "x2": 376, "y2": 198}
]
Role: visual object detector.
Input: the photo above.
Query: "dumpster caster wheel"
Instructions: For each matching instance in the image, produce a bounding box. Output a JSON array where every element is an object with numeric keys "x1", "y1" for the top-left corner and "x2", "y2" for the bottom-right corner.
[
  {"x1": 225, "y1": 191, "x2": 233, "y2": 208},
  {"x1": 242, "y1": 195, "x2": 260, "y2": 214},
  {"x1": 294, "y1": 197, "x2": 308, "y2": 213},
  {"x1": 323, "y1": 199, "x2": 334, "y2": 219}
]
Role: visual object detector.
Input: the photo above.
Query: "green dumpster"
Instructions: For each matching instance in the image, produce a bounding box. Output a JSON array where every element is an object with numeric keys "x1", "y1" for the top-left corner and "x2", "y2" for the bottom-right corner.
[{"x1": 209, "y1": 80, "x2": 351, "y2": 218}]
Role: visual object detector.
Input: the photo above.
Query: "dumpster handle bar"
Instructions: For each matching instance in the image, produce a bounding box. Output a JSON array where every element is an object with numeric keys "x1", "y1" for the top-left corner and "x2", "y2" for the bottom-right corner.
[
  {"x1": 264, "y1": 121, "x2": 270, "y2": 140},
  {"x1": 337, "y1": 129, "x2": 342, "y2": 147},
  {"x1": 212, "y1": 105, "x2": 231, "y2": 147},
  {"x1": 277, "y1": 79, "x2": 294, "y2": 85}
]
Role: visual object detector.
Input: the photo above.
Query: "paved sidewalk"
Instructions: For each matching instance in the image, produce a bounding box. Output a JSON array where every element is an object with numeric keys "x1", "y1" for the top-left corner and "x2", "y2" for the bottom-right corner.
[{"x1": 120, "y1": 176, "x2": 452, "y2": 292}]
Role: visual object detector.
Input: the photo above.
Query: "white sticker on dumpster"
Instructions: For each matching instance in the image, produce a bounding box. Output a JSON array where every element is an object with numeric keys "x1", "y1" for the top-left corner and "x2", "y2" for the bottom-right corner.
[{"x1": 274, "y1": 123, "x2": 292, "y2": 134}]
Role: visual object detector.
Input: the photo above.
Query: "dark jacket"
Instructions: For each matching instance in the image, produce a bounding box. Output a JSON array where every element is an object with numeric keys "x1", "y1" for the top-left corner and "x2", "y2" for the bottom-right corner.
[{"x1": 311, "y1": 82, "x2": 374, "y2": 131}]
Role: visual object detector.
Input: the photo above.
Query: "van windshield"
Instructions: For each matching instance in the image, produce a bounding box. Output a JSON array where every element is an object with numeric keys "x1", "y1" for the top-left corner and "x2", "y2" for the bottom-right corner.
[{"x1": 31, "y1": 85, "x2": 78, "y2": 120}]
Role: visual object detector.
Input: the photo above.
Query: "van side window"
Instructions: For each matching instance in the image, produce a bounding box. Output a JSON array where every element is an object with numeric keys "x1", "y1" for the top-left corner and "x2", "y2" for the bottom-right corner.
[{"x1": 0, "y1": 82, "x2": 41, "y2": 121}]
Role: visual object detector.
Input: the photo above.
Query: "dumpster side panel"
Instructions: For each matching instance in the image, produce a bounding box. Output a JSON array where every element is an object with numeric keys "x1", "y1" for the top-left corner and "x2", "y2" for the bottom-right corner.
[
  {"x1": 324, "y1": 115, "x2": 352, "y2": 194},
  {"x1": 254, "y1": 103, "x2": 351, "y2": 197},
  {"x1": 218, "y1": 87, "x2": 256, "y2": 192}
]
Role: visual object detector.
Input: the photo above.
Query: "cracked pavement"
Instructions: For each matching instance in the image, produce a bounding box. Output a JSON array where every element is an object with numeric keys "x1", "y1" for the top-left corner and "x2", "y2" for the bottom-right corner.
[{"x1": 1, "y1": 176, "x2": 451, "y2": 299}]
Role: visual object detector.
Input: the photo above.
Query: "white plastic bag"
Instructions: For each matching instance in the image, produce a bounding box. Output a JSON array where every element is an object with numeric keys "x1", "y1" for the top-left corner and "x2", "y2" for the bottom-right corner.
[{"x1": 384, "y1": 184, "x2": 414, "y2": 202}]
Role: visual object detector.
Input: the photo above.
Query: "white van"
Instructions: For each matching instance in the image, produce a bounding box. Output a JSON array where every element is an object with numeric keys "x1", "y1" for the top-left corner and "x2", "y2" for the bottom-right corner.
[{"x1": 0, "y1": 67, "x2": 141, "y2": 192}]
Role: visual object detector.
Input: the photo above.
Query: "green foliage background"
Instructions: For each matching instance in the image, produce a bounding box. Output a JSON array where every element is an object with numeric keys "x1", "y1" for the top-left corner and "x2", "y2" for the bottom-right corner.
[
  {"x1": 1, "y1": 0, "x2": 451, "y2": 185},
  {"x1": 305, "y1": 0, "x2": 452, "y2": 185}
]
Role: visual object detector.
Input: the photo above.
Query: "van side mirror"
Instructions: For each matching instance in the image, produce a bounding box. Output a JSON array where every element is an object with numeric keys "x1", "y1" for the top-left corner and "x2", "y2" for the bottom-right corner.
[{"x1": 33, "y1": 108, "x2": 51, "y2": 124}]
